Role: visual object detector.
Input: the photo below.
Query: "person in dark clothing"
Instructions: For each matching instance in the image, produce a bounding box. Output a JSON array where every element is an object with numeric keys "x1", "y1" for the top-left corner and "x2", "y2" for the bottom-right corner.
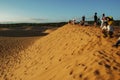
[
  {"x1": 80, "y1": 16, "x2": 85, "y2": 25},
  {"x1": 82, "y1": 16, "x2": 85, "y2": 22},
  {"x1": 97, "y1": 17, "x2": 101, "y2": 25},
  {"x1": 112, "y1": 37, "x2": 120, "y2": 48},
  {"x1": 94, "y1": 12, "x2": 98, "y2": 26}
]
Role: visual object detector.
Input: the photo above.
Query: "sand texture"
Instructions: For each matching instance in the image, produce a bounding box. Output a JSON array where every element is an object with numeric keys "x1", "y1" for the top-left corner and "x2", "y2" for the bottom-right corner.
[{"x1": 0, "y1": 24, "x2": 120, "y2": 80}]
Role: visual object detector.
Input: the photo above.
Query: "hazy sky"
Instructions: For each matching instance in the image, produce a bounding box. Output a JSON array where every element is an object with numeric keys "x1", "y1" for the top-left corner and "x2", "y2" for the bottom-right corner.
[{"x1": 0, "y1": 0, "x2": 120, "y2": 23}]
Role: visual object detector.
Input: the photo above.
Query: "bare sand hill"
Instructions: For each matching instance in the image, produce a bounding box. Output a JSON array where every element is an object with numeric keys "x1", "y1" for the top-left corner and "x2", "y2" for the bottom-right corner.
[{"x1": 0, "y1": 24, "x2": 120, "y2": 80}]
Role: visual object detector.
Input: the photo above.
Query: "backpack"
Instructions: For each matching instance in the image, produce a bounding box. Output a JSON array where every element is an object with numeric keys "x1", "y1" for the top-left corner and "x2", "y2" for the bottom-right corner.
[{"x1": 108, "y1": 16, "x2": 113, "y2": 21}]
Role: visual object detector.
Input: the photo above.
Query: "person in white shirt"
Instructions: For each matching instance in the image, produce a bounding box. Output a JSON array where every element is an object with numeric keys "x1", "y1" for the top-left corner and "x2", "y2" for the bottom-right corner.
[
  {"x1": 100, "y1": 13, "x2": 106, "y2": 28},
  {"x1": 101, "y1": 22, "x2": 108, "y2": 37},
  {"x1": 72, "y1": 19, "x2": 76, "y2": 25}
]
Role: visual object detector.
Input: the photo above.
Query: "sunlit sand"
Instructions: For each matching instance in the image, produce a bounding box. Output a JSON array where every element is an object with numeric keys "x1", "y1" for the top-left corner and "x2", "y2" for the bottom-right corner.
[{"x1": 0, "y1": 24, "x2": 120, "y2": 80}]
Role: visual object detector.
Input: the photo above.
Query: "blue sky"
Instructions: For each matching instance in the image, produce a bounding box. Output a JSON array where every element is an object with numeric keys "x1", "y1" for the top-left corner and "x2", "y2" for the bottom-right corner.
[{"x1": 0, "y1": 0, "x2": 120, "y2": 23}]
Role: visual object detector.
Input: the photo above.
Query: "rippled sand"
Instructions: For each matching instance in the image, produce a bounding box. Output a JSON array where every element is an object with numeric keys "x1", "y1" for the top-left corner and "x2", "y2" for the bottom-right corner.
[{"x1": 0, "y1": 24, "x2": 120, "y2": 80}]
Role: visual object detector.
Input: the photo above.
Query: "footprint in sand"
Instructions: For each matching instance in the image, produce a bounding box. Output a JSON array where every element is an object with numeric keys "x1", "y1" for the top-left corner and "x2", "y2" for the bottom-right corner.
[
  {"x1": 105, "y1": 58, "x2": 110, "y2": 63},
  {"x1": 69, "y1": 70, "x2": 73, "y2": 75},
  {"x1": 116, "y1": 51, "x2": 120, "y2": 56},
  {"x1": 50, "y1": 56, "x2": 54, "y2": 60},
  {"x1": 104, "y1": 64, "x2": 111, "y2": 69},
  {"x1": 58, "y1": 58, "x2": 61, "y2": 62},
  {"x1": 112, "y1": 66, "x2": 118, "y2": 70},
  {"x1": 84, "y1": 66, "x2": 87, "y2": 71},
  {"x1": 83, "y1": 77, "x2": 88, "y2": 80},
  {"x1": 65, "y1": 66, "x2": 70, "y2": 69},
  {"x1": 45, "y1": 67, "x2": 48, "y2": 70},
  {"x1": 98, "y1": 61, "x2": 103, "y2": 65},
  {"x1": 94, "y1": 70, "x2": 105, "y2": 80},
  {"x1": 94, "y1": 70, "x2": 100, "y2": 75},
  {"x1": 79, "y1": 73, "x2": 83, "y2": 78}
]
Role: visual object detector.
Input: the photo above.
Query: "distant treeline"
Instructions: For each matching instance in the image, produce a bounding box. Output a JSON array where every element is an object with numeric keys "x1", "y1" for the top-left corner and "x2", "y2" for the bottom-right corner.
[
  {"x1": 0, "y1": 22, "x2": 67, "y2": 28},
  {"x1": 0, "y1": 20, "x2": 120, "y2": 28}
]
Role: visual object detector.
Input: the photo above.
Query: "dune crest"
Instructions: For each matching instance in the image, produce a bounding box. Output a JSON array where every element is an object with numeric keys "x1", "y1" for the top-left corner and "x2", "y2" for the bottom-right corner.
[{"x1": 0, "y1": 24, "x2": 120, "y2": 80}]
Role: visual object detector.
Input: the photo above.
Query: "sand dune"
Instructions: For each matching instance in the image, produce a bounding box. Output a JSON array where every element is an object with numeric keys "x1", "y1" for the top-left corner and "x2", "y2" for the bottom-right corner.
[{"x1": 0, "y1": 24, "x2": 120, "y2": 80}]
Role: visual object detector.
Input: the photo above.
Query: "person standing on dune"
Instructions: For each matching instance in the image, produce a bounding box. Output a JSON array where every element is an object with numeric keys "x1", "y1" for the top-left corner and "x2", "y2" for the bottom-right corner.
[
  {"x1": 100, "y1": 13, "x2": 106, "y2": 28},
  {"x1": 94, "y1": 12, "x2": 98, "y2": 26}
]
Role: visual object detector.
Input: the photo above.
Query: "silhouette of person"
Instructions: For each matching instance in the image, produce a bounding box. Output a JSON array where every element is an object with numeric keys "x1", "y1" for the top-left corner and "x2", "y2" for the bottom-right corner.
[
  {"x1": 82, "y1": 16, "x2": 85, "y2": 22},
  {"x1": 80, "y1": 16, "x2": 85, "y2": 25},
  {"x1": 94, "y1": 12, "x2": 98, "y2": 26}
]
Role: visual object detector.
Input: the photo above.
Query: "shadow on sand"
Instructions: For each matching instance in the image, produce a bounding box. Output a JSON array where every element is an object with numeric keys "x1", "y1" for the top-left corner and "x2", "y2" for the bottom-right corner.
[
  {"x1": 0, "y1": 30, "x2": 49, "y2": 37},
  {"x1": 0, "y1": 26, "x2": 55, "y2": 37}
]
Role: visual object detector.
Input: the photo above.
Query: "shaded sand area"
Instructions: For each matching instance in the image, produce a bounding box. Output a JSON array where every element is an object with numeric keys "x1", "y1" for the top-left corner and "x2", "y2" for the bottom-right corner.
[
  {"x1": 0, "y1": 24, "x2": 120, "y2": 80},
  {"x1": 0, "y1": 26, "x2": 58, "y2": 37}
]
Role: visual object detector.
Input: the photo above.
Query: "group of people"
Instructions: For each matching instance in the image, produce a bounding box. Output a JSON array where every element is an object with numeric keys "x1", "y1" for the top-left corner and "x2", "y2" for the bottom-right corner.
[
  {"x1": 68, "y1": 19, "x2": 76, "y2": 25},
  {"x1": 99, "y1": 13, "x2": 120, "y2": 48},
  {"x1": 100, "y1": 13, "x2": 114, "y2": 38},
  {"x1": 68, "y1": 12, "x2": 120, "y2": 48}
]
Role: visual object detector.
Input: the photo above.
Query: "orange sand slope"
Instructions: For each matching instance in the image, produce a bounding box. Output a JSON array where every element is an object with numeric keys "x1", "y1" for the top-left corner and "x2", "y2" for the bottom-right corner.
[{"x1": 0, "y1": 24, "x2": 120, "y2": 80}]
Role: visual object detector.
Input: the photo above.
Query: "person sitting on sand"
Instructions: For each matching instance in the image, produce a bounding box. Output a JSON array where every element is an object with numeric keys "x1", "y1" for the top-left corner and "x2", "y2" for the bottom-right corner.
[
  {"x1": 101, "y1": 22, "x2": 108, "y2": 37},
  {"x1": 106, "y1": 24, "x2": 114, "y2": 38},
  {"x1": 106, "y1": 16, "x2": 114, "y2": 38},
  {"x1": 80, "y1": 16, "x2": 85, "y2": 26},
  {"x1": 72, "y1": 19, "x2": 77, "y2": 25},
  {"x1": 68, "y1": 20, "x2": 72, "y2": 24},
  {"x1": 97, "y1": 17, "x2": 101, "y2": 26},
  {"x1": 112, "y1": 37, "x2": 120, "y2": 48}
]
